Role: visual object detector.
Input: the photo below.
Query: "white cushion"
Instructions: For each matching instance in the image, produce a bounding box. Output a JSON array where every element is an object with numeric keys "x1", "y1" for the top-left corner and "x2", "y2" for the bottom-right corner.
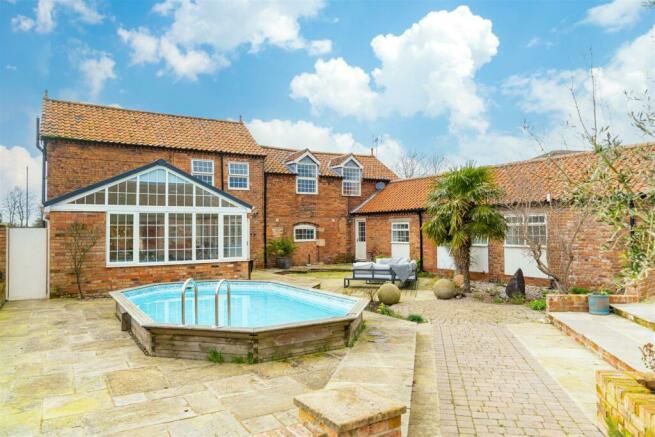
[{"x1": 353, "y1": 261, "x2": 374, "y2": 269}]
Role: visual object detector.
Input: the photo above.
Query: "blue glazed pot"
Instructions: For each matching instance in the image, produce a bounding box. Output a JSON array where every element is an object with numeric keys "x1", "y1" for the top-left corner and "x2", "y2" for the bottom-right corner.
[{"x1": 588, "y1": 294, "x2": 610, "y2": 315}]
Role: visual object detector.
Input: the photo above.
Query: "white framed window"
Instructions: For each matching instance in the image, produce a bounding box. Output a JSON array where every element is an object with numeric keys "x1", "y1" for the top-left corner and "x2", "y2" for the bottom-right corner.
[
  {"x1": 391, "y1": 222, "x2": 410, "y2": 243},
  {"x1": 296, "y1": 162, "x2": 318, "y2": 194},
  {"x1": 504, "y1": 214, "x2": 547, "y2": 247},
  {"x1": 191, "y1": 159, "x2": 214, "y2": 186},
  {"x1": 53, "y1": 165, "x2": 250, "y2": 267},
  {"x1": 108, "y1": 214, "x2": 134, "y2": 263},
  {"x1": 342, "y1": 167, "x2": 362, "y2": 196},
  {"x1": 294, "y1": 224, "x2": 317, "y2": 242},
  {"x1": 228, "y1": 162, "x2": 249, "y2": 190},
  {"x1": 223, "y1": 214, "x2": 243, "y2": 258}
]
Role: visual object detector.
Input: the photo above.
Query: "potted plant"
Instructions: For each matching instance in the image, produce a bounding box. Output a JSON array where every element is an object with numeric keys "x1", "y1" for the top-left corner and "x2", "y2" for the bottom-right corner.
[
  {"x1": 588, "y1": 289, "x2": 611, "y2": 315},
  {"x1": 267, "y1": 237, "x2": 297, "y2": 269}
]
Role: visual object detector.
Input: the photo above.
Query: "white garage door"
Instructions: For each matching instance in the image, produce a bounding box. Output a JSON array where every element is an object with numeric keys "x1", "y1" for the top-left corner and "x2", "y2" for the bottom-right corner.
[{"x1": 8, "y1": 228, "x2": 48, "y2": 300}]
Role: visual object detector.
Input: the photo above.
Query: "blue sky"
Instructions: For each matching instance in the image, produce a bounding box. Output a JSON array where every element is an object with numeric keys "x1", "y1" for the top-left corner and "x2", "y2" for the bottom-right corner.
[{"x1": 1, "y1": 0, "x2": 653, "y2": 199}]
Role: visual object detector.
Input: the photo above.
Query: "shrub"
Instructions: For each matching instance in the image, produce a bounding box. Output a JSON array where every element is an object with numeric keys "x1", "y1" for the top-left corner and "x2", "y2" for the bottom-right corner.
[
  {"x1": 266, "y1": 237, "x2": 297, "y2": 257},
  {"x1": 333, "y1": 253, "x2": 355, "y2": 264},
  {"x1": 570, "y1": 287, "x2": 591, "y2": 295},
  {"x1": 529, "y1": 299, "x2": 546, "y2": 311},
  {"x1": 207, "y1": 349, "x2": 224, "y2": 364},
  {"x1": 407, "y1": 314, "x2": 425, "y2": 323},
  {"x1": 493, "y1": 296, "x2": 504, "y2": 304},
  {"x1": 509, "y1": 295, "x2": 526, "y2": 305},
  {"x1": 377, "y1": 303, "x2": 395, "y2": 317},
  {"x1": 231, "y1": 356, "x2": 245, "y2": 364}
]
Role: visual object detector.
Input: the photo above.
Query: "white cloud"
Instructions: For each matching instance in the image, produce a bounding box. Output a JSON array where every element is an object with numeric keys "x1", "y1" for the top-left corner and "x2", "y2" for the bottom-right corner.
[
  {"x1": 290, "y1": 6, "x2": 499, "y2": 134},
  {"x1": 118, "y1": 27, "x2": 159, "y2": 65},
  {"x1": 119, "y1": 0, "x2": 331, "y2": 80},
  {"x1": 581, "y1": 0, "x2": 645, "y2": 32},
  {"x1": 79, "y1": 55, "x2": 116, "y2": 98},
  {"x1": 11, "y1": 0, "x2": 102, "y2": 33},
  {"x1": 525, "y1": 37, "x2": 553, "y2": 49},
  {"x1": 246, "y1": 118, "x2": 404, "y2": 170},
  {"x1": 503, "y1": 25, "x2": 655, "y2": 146},
  {"x1": 0, "y1": 145, "x2": 42, "y2": 205}
]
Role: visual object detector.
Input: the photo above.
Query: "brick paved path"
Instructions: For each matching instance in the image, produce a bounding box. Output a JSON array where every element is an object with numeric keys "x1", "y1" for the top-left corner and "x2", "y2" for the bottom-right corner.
[{"x1": 434, "y1": 323, "x2": 603, "y2": 437}]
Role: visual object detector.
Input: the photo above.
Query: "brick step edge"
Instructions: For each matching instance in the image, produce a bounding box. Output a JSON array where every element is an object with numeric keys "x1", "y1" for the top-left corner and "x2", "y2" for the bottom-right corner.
[
  {"x1": 547, "y1": 314, "x2": 637, "y2": 373},
  {"x1": 611, "y1": 305, "x2": 655, "y2": 332},
  {"x1": 252, "y1": 422, "x2": 327, "y2": 437}
]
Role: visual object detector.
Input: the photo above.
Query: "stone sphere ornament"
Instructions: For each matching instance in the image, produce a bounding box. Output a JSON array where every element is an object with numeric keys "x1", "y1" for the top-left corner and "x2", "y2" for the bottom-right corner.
[
  {"x1": 377, "y1": 283, "x2": 401, "y2": 305},
  {"x1": 453, "y1": 274, "x2": 465, "y2": 288},
  {"x1": 433, "y1": 279, "x2": 457, "y2": 300}
]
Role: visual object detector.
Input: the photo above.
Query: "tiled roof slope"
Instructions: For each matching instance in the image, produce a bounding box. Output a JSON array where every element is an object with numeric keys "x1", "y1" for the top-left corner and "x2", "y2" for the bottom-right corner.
[
  {"x1": 353, "y1": 144, "x2": 653, "y2": 214},
  {"x1": 41, "y1": 98, "x2": 266, "y2": 156},
  {"x1": 262, "y1": 146, "x2": 397, "y2": 180}
]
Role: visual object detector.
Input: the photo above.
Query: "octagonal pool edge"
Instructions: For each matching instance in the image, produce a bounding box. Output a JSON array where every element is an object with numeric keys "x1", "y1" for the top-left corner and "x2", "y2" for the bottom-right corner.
[{"x1": 110, "y1": 280, "x2": 368, "y2": 362}]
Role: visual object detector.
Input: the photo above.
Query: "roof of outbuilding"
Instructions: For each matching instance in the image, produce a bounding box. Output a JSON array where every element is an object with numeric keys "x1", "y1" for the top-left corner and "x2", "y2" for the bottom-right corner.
[
  {"x1": 352, "y1": 144, "x2": 653, "y2": 214},
  {"x1": 262, "y1": 146, "x2": 397, "y2": 180},
  {"x1": 40, "y1": 98, "x2": 266, "y2": 156}
]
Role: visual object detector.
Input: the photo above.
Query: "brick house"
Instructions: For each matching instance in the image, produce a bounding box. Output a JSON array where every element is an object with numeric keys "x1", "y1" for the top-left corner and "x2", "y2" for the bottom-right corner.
[
  {"x1": 351, "y1": 147, "x2": 650, "y2": 289},
  {"x1": 40, "y1": 98, "x2": 396, "y2": 295}
]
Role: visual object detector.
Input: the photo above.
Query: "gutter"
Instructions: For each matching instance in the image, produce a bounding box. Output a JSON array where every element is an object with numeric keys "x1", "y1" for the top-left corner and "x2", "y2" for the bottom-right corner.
[
  {"x1": 418, "y1": 211, "x2": 424, "y2": 272},
  {"x1": 263, "y1": 171, "x2": 268, "y2": 267},
  {"x1": 35, "y1": 117, "x2": 47, "y2": 207}
]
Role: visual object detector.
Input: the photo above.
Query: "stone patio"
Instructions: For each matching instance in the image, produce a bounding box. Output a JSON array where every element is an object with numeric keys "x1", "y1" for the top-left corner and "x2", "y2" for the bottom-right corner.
[{"x1": 0, "y1": 297, "x2": 419, "y2": 436}]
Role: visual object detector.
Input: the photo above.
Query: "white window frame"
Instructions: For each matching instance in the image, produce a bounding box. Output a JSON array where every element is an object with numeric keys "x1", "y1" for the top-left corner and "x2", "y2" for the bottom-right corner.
[
  {"x1": 342, "y1": 166, "x2": 362, "y2": 197},
  {"x1": 227, "y1": 161, "x2": 250, "y2": 190},
  {"x1": 390, "y1": 221, "x2": 410, "y2": 244},
  {"x1": 293, "y1": 224, "x2": 317, "y2": 242},
  {"x1": 45, "y1": 165, "x2": 251, "y2": 267},
  {"x1": 296, "y1": 162, "x2": 318, "y2": 195},
  {"x1": 503, "y1": 213, "x2": 547, "y2": 248},
  {"x1": 191, "y1": 159, "x2": 214, "y2": 186}
]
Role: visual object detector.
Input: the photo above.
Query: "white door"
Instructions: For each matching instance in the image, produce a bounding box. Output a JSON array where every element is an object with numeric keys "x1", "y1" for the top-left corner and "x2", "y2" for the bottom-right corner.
[
  {"x1": 8, "y1": 228, "x2": 48, "y2": 300},
  {"x1": 355, "y1": 220, "x2": 367, "y2": 260},
  {"x1": 390, "y1": 221, "x2": 410, "y2": 259}
]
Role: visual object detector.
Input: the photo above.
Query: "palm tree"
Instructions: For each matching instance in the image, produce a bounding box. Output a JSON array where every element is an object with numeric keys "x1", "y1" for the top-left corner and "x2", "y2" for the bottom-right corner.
[{"x1": 423, "y1": 164, "x2": 506, "y2": 293}]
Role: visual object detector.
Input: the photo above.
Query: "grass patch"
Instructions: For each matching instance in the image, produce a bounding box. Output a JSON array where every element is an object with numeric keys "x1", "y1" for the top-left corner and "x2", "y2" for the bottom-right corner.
[
  {"x1": 231, "y1": 356, "x2": 245, "y2": 364},
  {"x1": 207, "y1": 349, "x2": 224, "y2": 364},
  {"x1": 570, "y1": 287, "x2": 591, "y2": 295},
  {"x1": 508, "y1": 295, "x2": 526, "y2": 305},
  {"x1": 407, "y1": 314, "x2": 426, "y2": 323},
  {"x1": 529, "y1": 299, "x2": 547, "y2": 311},
  {"x1": 493, "y1": 296, "x2": 505, "y2": 304}
]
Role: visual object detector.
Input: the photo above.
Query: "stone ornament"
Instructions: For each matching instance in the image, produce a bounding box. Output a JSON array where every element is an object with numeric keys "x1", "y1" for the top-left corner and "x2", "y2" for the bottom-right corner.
[
  {"x1": 433, "y1": 278, "x2": 457, "y2": 300},
  {"x1": 505, "y1": 268, "x2": 526, "y2": 298},
  {"x1": 377, "y1": 283, "x2": 401, "y2": 305}
]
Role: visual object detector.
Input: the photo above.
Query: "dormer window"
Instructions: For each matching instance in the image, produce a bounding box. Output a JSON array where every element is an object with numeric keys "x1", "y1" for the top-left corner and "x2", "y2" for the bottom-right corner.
[
  {"x1": 342, "y1": 167, "x2": 362, "y2": 196},
  {"x1": 296, "y1": 160, "x2": 318, "y2": 194}
]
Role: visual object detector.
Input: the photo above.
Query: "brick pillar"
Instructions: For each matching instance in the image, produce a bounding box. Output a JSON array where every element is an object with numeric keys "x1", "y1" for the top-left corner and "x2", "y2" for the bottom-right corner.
[{"x1": 294, "y1": 386, "x2": 406, "y2": 437}]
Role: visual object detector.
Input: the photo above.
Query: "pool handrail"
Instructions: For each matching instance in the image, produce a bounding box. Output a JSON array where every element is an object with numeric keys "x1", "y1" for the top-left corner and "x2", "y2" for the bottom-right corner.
[
  {"x1": 213, "y1": 279, "x2": 231, "y2": 327},
  {"x1": 180, "y1": 278, "x2": 198, "y2": 325}
]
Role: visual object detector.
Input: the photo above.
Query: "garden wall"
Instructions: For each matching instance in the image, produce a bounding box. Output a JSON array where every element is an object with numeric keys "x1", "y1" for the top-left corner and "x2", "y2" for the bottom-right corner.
[
  {"x1": 596, "y1": 370, "x2": 655, "y2": 436},
  {"x1": 0, "y1": 225, "x2": 6, "y2": 307},
  {"x1": 546, "y1": 294, "x2": 639, "y2": 312}
]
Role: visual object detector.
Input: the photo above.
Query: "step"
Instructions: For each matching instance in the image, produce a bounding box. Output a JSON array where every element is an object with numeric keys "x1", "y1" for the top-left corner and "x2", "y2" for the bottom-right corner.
[
  {"x1": 611, "y1": 303, "x2": 655, "y2": 331},
  {"x1": 548, "y1": 312, "x2": 653, "y2": 373}
]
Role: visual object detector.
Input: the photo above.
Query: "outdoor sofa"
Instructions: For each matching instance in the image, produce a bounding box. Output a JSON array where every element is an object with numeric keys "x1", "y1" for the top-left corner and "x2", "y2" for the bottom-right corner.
[{"x1": 344, "y1": 257, "x2": 418, "y2": 289}]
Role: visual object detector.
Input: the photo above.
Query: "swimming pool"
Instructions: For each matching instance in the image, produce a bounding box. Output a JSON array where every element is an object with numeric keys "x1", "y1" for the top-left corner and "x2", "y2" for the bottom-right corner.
[{"x1": 111, "y1": 280, "x2": 367, "y2": 362}]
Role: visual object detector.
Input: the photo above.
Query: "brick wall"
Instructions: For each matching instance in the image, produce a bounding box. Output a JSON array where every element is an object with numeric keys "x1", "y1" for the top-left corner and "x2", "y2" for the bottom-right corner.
[
  {"x1": 546, "y1": 293, "x2": 639, "y2": 312},
  {"x1": 46, "y1": 139, "x2": 266, "y2": 265},
  {"x1": 357, "y1": 206, "x2": 626, "y2": 288},
  {"x1": 266, "y1": 174, "x2": 379, "y2": 266},
  {"x1": 48, "y1": 211, "x2": 249, "y2": 296},
  {"x1": 0, "y1": 225, "x2": 6, "y2": 306},
  {"x1": 596, "y1": 370, "x2": 655, "y2": 436}
]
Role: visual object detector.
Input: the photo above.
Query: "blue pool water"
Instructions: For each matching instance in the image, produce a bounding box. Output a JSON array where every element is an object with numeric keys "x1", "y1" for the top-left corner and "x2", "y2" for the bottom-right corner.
[{"x1": 124, "y1": 281, "x2": 357, "y2": 328}]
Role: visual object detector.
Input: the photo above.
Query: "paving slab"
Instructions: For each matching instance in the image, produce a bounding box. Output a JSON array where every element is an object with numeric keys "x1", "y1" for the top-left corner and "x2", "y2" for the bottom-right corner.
[
  {"x1": 549, "y1": 311, "x2": 653, "y2": 372},
  {"x1": 325, "y1": 312, "x2": 417, "y2": 436},
  {"x1": 507, "y1": 322, "x2": 613, "y2": 425},
  {"x1": 612, "y1": 302, "x2": 655, "y2": 330}
]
